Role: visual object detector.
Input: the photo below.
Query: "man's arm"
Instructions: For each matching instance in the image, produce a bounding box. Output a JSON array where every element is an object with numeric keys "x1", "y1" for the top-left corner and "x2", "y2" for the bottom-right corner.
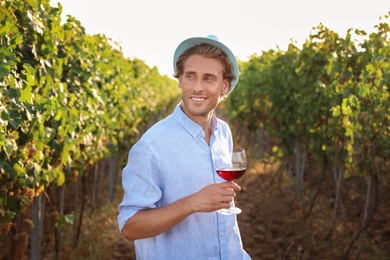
[{"x1": 121, "y1": 181, "x2": 240, "y2": 241}]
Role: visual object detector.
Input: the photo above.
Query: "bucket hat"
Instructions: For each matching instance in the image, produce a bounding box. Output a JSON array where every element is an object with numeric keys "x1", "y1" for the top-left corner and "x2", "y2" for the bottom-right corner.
[{"x1": 173, "y1": 35, "x2": 239, "y2": 92}]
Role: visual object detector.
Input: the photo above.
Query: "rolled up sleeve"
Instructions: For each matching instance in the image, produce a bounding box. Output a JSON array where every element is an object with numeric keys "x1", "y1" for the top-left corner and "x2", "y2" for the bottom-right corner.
[{"x1": 117, "y1": 141, "x2": 162, "y2": 232}]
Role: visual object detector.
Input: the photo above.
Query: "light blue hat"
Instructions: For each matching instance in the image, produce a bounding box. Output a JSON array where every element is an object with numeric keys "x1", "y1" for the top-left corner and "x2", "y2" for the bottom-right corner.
[{"x1": 173, "y1": 35, "x2": 239, "y2": 92}]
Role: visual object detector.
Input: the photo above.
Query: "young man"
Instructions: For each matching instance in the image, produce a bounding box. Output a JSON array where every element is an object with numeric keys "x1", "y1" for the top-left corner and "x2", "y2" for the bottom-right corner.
[{"x1": 118, "y1": 35, "x2": 250, "y2": 259}]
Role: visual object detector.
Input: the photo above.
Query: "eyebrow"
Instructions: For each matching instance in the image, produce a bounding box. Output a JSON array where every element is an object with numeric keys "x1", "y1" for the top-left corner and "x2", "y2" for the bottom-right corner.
[
  {"x1": 184, "y1": 71, "x2": 218, "y2": 78},
  {"x1": 204, "y1": 73, "x2": 218, "y2": 79}
]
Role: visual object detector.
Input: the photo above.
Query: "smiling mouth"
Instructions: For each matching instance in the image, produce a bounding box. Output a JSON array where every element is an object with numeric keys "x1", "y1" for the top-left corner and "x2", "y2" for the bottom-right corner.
[{"x1": 191, "y1": 97, "x2": 206, "y2": 102}]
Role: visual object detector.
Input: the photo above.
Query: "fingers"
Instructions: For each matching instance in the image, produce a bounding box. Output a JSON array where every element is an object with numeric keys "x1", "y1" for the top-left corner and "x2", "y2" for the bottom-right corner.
[
  {"x1": 219, "y1": 202, "x2": 233, "y2": 209},
  {"x1": 218, "y1": 181, "x2": 241, "y2": 192},
  {"x1": 194, "y1": 182, "x2": 240, "y2": 212},
  {"x1": 221, "y1": 188, "x2": 236, "y2": 198},
  {"x1": 218, "y1": 188, "x2": 237, "y2": 207}
]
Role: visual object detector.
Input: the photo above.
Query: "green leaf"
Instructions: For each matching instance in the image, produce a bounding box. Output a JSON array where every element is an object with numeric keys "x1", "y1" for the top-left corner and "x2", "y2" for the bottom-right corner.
[
  {"x1": 23, "y1": 64, "x2": 36, "y2": 85},
  {"x1": 0, "y1": 4, "x2": 8, "y2": 21},
  {"x1": 0, "y1": 64, "x2": 10, "y2": 77},
  {"x1": 61, "y1": 137, "x2": 72, "y2": 165},
  {"x1": 19, "y1": 85, "x2": 33, "y2": 103},
  {"x1": 4, "y1": 138, "x2": 17, "y2": 158},
  {"x1": 64, "y1": 214, "x2": 74, "y2": 224},
  {"x1": 366, "y1": 63, "x2": 375, "y2": 75},
  {"x1": 6, "y1": 210, "x2": 16, "y2": 219},
  {"x1": 24, "y1": 0, "x2": 38, "y2": 9},
  {"x1": 357, "y1": 83, "x2": 370, "y2": 97},
  {"x1": 13, "y1": 163, "x2": 25, "y2": 176},
  {"x1": 332, "y1": 105, "x2": 341, "y2": 117},
  {"x1": 56, "y1": 171, "x2": 65, "y2": 186},
  {"x1": 54, "y1": 109, "x2": 62, "y2": 121},
  {"x1": 20, "y1": 195, "x2": 29, "y2": 206}
]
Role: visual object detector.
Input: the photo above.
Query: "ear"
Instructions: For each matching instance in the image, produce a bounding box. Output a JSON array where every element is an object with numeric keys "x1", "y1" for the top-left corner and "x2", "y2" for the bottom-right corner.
[
  {"x1": 221, "y1": 79, "x2": 230, "y2": 95},
  {"x1": 178, "y1": 76, "x2": 183, "y2": 89}
]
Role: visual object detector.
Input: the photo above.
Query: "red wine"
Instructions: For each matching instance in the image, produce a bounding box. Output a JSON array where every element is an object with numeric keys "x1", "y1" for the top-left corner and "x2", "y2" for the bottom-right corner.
[{"x1": 216, "y1": 167, "x2": 246, "y2": 181}]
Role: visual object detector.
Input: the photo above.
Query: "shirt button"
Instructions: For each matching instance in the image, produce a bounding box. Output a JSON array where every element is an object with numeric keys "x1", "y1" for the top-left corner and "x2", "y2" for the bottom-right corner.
[{"x1": 220, "y1": 233, "x2": 224, "y2": 237}]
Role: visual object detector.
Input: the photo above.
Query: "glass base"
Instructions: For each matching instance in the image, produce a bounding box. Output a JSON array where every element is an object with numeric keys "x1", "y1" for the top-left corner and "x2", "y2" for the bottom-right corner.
[{"x1": 217, "y1": 207, "x2": 242, "y2": 215}]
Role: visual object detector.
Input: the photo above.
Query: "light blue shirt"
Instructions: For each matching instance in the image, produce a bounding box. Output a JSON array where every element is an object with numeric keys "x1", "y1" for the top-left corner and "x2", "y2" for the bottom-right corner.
[{"x1": 118, "y1": 103, "x2": 251, "y2": 260}]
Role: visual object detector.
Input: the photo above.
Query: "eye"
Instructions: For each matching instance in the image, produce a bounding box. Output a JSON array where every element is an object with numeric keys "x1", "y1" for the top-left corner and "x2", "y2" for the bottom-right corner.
[
  {"x1": 205, "y1": 76, "x2": 216, "y2": 82},
  {"x1": 185, "y1": 73, "x2": 195, "y2": 80}
]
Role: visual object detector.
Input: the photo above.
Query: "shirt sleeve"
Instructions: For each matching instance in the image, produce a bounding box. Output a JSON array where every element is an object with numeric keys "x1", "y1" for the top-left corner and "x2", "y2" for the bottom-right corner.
[{"x1": 117, "y1": 140, "x2": 162, "y2": 232}]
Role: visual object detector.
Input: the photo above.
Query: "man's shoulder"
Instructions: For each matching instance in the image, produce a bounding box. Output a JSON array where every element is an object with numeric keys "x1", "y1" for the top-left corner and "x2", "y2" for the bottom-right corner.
[
  {"x1": 139, "y1": 114, "x2": 178, "y2": 143},
  {"x1": 215, "y1": 117, "x2": 230, "y2": 131},
  {"x1": 216, "y1": 117, "x2": 229, "y2": 126}
]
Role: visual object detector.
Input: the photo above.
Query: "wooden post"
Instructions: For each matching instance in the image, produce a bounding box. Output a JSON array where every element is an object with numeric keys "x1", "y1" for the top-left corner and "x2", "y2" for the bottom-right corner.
[{"x1": 30, "y1": 194, "x2": 45, "y2": 260}]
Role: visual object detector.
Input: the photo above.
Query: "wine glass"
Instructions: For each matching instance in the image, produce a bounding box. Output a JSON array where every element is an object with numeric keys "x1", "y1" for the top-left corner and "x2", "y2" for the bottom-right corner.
[{"x1": 216, "y1": 147, "x2": 247, "y2": 215}]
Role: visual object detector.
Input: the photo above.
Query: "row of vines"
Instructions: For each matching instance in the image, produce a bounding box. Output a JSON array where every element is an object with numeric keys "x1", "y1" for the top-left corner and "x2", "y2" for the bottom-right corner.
[
  {"x1": 1, "y1": 0, "x2": 389, "y2": 258},
  {"x1": 0, "y1": 0, "x2": 180, "y2": 259},
  {"x1": 225, "y1": 13, "x2": 389, "y2": 259}
]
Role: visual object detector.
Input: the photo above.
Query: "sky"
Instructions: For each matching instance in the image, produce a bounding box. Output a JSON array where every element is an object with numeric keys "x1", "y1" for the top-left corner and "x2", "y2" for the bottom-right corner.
[{"x1": 51, "y1": 0, "x2": 390, "y2": 77}]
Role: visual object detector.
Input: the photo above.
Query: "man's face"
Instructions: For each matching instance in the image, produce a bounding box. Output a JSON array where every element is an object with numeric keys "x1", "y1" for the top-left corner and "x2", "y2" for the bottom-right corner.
[{"x1": 178, "y1": 54, "x2": 229, "y2": 123}]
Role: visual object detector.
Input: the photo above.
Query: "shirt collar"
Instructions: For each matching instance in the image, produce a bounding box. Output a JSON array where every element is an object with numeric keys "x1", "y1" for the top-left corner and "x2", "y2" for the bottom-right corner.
[{"x1": 173, "y1": 102, "x2": 218, "y2": 139}]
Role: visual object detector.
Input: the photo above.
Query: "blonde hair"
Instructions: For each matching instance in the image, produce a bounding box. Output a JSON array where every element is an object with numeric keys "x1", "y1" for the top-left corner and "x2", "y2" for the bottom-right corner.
[{"x1": 173, "y1": 43, "x2": 236, "y2": 89}]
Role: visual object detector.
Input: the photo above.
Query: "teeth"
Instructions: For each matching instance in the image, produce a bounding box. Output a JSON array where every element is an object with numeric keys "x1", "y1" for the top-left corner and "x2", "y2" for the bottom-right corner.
[{"x1": 192, "y1": 97, "x2": 205, "y2": 102}]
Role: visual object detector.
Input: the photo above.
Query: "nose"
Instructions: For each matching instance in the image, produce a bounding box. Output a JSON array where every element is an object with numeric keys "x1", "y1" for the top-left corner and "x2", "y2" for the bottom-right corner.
[{"x1": 193, "y1": 78, "x2": 204, "y2": 92}]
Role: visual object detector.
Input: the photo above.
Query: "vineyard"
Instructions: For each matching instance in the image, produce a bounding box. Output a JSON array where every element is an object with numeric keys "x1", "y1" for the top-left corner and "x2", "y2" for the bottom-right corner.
[
  {"x1": 224, "y1": 11, "x2": 390, "y2": 259},
  {"x1": 0, "y1": 0, "x2": 179, "y2": 259},
  {"x1": 1, "y1": 0, "x2": 389, "y2": 259}
]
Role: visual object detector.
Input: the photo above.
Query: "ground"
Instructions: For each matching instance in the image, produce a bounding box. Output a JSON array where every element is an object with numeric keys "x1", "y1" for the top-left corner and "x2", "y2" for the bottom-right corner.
[{"x1": 69, "y1": 159, "x2": 390, "y2": 260}]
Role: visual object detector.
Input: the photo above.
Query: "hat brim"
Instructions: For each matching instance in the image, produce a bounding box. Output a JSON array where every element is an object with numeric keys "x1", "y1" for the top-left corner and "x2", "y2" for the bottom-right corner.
[{"x1": 173, "y1": 36, "x2": 239, "y2": 92}]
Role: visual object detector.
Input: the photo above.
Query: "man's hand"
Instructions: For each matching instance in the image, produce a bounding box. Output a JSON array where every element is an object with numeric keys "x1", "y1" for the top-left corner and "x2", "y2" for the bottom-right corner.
[{"x1": 186, "y1": 182, "x2": 241, "y2": 212}]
